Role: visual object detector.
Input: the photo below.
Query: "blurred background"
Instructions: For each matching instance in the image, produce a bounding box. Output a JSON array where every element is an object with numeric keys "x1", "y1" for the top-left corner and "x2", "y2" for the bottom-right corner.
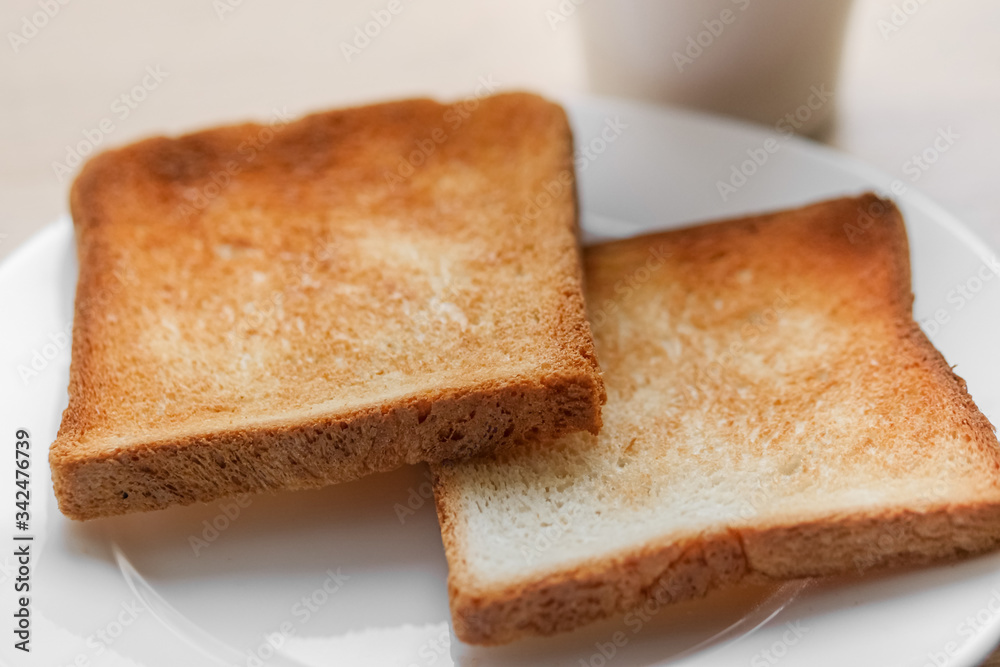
[{"x1": 1, "y1": 0, "x2": 999, "y2": 264}]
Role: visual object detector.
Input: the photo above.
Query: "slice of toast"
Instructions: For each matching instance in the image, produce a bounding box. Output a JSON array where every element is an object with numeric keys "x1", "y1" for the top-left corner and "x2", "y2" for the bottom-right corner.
[
  {"x1": 431, "y1": 193, "x2": 1000, "y2": 645},
  {"x1": 50, "y1": 92, "x2": 605, "y2": 520}
]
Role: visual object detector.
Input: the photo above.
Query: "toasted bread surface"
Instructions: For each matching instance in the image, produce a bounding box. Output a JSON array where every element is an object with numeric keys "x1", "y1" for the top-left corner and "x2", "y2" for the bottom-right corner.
[
  {"x1": 432, "y1": 194, "x2": 1000, "y2": 645},
  {"x1": 51, "y1": 92, "x2": 604, "y2": 520}
]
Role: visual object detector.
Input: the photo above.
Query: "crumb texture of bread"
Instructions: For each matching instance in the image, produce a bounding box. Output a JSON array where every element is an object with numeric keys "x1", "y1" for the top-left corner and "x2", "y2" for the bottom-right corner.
[
  {"x1": 432, "y1": 193, "x2": 1000, "y2": 645},
  {"x1": 51, "y1": 92, "x2": 604, "y2": 520}
]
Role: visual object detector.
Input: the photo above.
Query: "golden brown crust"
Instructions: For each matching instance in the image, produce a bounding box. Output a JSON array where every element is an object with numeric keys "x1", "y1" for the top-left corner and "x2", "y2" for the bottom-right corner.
[
  {"x1": 441, "y1": 501, "x2": 1000, "y2": 645},
  {"x1": 433, "y1": 193, "x2": 1000, "y2": 645},
  {"x1": 51, "y1": 92, "x2": 604, "y2": 520},
  {"x1": 53, "y1": 377, "x2": 598, "y2": 520}
]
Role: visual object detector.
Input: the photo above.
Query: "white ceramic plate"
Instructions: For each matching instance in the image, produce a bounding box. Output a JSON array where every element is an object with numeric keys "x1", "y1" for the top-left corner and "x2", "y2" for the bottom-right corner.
[{"x1": 2, "y1": 95, "x2": 1000, "y2": 667}]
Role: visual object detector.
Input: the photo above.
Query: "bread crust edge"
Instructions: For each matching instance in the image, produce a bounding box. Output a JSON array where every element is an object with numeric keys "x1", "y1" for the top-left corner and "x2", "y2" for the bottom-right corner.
[{"x1": 51, "y1": 370, "x2": 603, "y2": 521}]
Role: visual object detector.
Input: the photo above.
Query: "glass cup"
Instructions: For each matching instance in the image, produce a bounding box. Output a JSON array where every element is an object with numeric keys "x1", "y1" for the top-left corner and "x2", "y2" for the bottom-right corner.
[{"x1": 580, "y1": 0, "x2": 855, "y2": 137}]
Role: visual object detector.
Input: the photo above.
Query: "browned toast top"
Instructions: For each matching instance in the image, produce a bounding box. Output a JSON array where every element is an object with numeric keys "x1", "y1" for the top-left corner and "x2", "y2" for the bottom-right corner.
[
  {"x1": 51, "y1": 92, "x2": 604, "y2": 518},
  {"x1": 432, "y1": 194, "x2": 1000, "y2": 644}
]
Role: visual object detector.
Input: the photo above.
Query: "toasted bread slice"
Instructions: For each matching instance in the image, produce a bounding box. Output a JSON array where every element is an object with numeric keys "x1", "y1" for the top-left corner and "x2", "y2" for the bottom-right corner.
[
  {"x1": 432, "y1": 194, "x2": 1000, "y2": 645},
  {"x1": 51, "y1": 92, "x2": 604, "y2": 520}
]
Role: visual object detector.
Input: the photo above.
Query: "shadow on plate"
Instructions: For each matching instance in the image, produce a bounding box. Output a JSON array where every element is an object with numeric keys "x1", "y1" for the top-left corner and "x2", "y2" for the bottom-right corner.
[{"x1": 61, "y1": 463, "x2": 449, "y2": 631}]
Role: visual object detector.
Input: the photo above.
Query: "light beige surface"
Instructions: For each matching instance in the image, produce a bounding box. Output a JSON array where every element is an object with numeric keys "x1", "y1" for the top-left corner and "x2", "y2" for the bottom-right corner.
[
  {"x1": 3, "y1": 0, "x2": 999, "y2": 661},
  {"x1": 1, "y1": 0, "x2": 999, "y2": 262}
]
